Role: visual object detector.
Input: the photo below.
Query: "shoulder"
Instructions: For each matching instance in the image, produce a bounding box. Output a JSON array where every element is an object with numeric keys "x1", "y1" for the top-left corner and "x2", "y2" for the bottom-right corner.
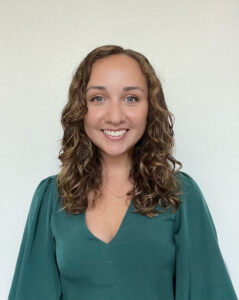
[
  {"x1": 37, "y1": 174, "x2": 58, "y2": 189},
  {"x1": 37, "y1": 174, "x2": 58, "y2": 186},
  {"x1": 175, "y1": 170, "x2": 203, "y2": 198},
  {"x1": 29, "y1": 174, "x2": 59, "y2": 212},
  {"x1": 33, "y1": 174, "x2": 58, "y2": 198},
  {"x1": 174, "y1": 170, "x2": 207, "y2": 212},
  {"x1": 176, "y1": 170, "x2": 200, "y2": 191}
]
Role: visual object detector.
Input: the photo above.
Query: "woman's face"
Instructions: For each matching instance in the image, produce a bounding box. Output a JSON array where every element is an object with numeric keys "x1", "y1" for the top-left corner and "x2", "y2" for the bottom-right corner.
[{"x1": 84, "y1": 54, "x2": 148, "y2": 159}]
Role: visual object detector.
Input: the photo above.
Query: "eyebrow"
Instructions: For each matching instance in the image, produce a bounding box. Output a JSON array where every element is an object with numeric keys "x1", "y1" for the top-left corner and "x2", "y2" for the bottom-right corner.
[{"x1": 86, "y1": 85, "x2": 146, "y2": 94}]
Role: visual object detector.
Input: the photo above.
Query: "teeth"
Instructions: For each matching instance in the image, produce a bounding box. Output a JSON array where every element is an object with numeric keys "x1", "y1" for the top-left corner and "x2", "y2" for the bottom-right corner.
[{"x1": 104, "y1": 129, "x2": 127, "y2": 136}]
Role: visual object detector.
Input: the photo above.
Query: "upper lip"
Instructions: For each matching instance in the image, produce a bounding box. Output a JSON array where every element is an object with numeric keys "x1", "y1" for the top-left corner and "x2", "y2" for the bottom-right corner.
[{"x1": 101, "y1": 128, "x2": 129, "y2": 131}]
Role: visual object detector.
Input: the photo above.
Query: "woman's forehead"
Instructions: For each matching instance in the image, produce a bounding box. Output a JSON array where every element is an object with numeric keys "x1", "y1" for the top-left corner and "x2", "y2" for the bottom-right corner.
[{"x1": 88, "y1": 55, "x2": 147, "y2": 90}]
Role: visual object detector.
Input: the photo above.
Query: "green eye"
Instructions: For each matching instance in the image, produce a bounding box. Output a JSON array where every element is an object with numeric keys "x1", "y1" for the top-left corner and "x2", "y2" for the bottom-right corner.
[
  {"x1": 90, "y1": 96, "x2": 103, "y2": 102},
  {"x1": 126, "y1": 96, "x2": 138, "y2": 103}
]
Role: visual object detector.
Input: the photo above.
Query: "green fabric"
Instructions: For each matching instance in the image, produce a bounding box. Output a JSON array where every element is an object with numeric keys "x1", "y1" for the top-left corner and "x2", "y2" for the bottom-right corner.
[{"x1": 8, "y1": 171, "x2": 238, "y2": 300}]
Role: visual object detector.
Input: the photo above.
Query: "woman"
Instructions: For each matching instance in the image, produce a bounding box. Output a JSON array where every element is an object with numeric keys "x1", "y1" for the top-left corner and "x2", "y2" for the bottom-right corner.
[{"x1": 8, "y1": 45, "x2": 238, "y2": 300}]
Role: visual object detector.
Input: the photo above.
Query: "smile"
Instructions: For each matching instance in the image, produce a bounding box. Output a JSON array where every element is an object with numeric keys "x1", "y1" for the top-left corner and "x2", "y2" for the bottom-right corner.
[{"x1": 101, "y1": 129, "x2": 129, "y2": 140}]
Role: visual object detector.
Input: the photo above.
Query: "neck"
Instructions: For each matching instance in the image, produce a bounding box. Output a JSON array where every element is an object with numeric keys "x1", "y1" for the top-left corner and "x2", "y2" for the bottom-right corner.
[{"x1": 101, "y1": 153, "x2": 132, "y2": 183}]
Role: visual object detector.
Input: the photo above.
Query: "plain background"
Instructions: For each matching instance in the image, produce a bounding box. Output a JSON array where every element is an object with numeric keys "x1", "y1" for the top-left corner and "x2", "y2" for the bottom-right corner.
[{"x1": 1, "y1": 0, "x2": 238, "y2": 298}]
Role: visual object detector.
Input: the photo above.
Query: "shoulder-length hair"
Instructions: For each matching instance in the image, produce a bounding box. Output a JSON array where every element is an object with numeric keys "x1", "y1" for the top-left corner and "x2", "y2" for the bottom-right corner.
[{"x1": 56, "y1": 44, "x2": 183, "y2": 217}]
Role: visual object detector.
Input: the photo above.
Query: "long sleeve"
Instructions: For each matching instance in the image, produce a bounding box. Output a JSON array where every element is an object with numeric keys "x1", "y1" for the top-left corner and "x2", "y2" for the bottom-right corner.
[
  {"x1": 8, "y1": 176, "x2": 62, "y2": 300},
  {"x1": 173, "y1": 172, "x2": 238, "y2": 300}
]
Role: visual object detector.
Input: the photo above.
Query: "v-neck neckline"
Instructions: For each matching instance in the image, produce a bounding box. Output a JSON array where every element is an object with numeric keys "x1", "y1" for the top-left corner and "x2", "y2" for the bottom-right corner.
[{"x1": 83, "y1": 200, "x2": 132, "y2": 246}]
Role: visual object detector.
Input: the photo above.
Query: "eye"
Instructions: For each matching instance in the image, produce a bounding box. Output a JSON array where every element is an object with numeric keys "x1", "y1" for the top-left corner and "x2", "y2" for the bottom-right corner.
[
  {"x1": 89, "y1": 95, "x2": 139, "y2": 103},
  {"x1": 126, "y1": 96, "x2": 138, "y2": 103},
  {"x1": 90, "y1": 96, "x2": 103, "y2": 102}
]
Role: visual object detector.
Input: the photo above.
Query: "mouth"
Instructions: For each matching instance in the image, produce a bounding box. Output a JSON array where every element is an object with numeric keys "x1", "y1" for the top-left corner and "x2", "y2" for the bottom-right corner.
[
  {"x1": 101, "y1": 129, "x2": 129, "y2": 140},
  {"x1": 101, "y1": 129, "x2": 130, "y2": 132}
]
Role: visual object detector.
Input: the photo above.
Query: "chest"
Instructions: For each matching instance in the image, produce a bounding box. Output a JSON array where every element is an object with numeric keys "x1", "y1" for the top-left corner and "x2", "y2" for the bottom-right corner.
[
  {"x1": 84, "y1": 197, "x2": 131, "y2": 244},
  {"x1": 52, "y1": 201, "x2": 176, "y2": 286}
]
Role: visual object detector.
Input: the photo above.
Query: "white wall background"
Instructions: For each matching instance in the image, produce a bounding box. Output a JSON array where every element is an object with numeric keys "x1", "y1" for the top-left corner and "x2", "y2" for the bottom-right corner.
[{"x1": 1, "y1": 0, "x2": 238, "y2": 298}]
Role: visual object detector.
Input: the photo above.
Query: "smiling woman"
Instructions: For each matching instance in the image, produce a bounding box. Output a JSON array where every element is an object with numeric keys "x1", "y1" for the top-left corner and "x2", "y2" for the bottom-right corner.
[{"x1": 8, "y1": 45, "x2": 238, "y2": 300}]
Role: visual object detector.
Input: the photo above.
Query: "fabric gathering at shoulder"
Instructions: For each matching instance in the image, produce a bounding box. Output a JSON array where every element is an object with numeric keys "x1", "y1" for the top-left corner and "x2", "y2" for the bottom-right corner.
[{"x1": 29, "y1": 175, "x2": 55, "y2": 218}]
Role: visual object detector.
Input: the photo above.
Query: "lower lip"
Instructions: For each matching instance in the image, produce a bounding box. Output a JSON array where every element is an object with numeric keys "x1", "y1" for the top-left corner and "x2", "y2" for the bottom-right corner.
[{"x1": 102, "y1": 130, "x2": 129, "y2": 140}]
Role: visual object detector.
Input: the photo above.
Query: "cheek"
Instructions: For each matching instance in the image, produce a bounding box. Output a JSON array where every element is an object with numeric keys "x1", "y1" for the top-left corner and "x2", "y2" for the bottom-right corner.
[
  {"x1": 83, "y1": 116, "x2": 94, "y2": 136},
  {"x1": 130, "y1": 107, "x2": 148, "y2": 126},
  {"x1": 84, "y1": 111, "x2": 99, "y2": 127}
]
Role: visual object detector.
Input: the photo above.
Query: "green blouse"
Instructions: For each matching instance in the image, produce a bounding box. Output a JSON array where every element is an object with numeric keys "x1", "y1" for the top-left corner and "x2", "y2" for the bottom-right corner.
[{"x1": 8, "y1": 171, "x2": 238, "y2": 300}]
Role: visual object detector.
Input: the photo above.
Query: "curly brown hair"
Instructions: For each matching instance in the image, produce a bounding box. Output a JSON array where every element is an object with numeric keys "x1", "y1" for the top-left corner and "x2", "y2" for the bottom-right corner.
[{"x1": 56, "y1": 44, "x2": 183, "y2": 217}]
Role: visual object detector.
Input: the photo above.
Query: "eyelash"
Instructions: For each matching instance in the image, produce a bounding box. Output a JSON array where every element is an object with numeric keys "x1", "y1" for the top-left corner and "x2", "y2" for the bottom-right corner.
[{"x1": 89, "y1": 95, "x2": 139, "y2": 103}]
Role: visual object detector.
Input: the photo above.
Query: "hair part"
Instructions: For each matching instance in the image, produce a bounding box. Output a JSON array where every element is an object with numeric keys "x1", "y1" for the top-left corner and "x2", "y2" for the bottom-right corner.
[{"x1": 57, "y1": 44, "x2": 183, "y2": 217}]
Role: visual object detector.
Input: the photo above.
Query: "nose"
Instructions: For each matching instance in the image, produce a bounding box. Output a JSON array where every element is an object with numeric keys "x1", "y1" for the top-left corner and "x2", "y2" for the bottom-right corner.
[{"x1": 105, "y1": 100, "x2": 126, "y2": 124}]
